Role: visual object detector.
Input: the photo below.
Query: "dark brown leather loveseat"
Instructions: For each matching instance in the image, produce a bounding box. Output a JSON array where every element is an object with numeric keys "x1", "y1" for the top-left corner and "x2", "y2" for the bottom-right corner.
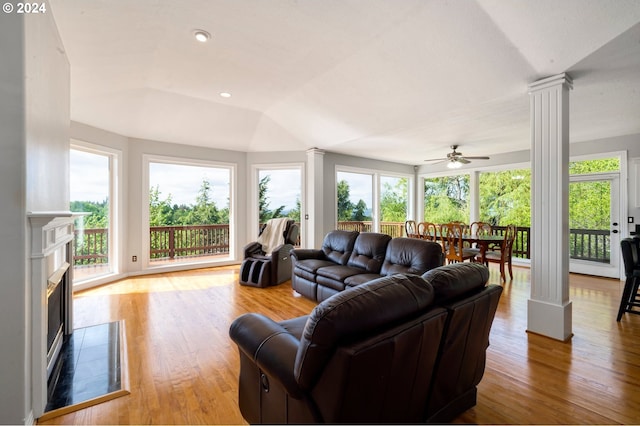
[
  {"x1": 229, "y1": 262, "x2": 502, "y2": 423},
  {"x1": 290, "y1": 230, "x2": 444, "y2": 302}
]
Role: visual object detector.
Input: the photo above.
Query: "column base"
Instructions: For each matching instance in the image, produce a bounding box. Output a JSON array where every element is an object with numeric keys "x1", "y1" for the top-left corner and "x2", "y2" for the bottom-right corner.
[{"x1": 527, "y1": 298, "x2": 573, "y2": 341}]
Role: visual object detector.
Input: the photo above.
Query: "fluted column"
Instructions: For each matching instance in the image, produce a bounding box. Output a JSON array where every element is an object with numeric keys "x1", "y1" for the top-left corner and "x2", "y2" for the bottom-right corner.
[{"x1": 527, "y1": 73, "x2": 573, "y2": 341}]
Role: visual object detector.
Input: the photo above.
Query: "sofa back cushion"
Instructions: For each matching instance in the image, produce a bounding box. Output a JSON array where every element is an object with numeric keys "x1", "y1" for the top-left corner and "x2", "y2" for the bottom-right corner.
[
  {"x1": 381, "y1": 237, "x2": 444, "y2": 276},
  {"x1": 294, "y1": 274, "x2": 435, "y2": 390},
  {"x1": 321, "y1": 230, "x2": 359, "y2": 265},
  {"x1": 421, "y1": 262, "x2": 489, "y2": 303},
  {"x1": 347, "y1": 232, "x2": 392, "y2": 273}
]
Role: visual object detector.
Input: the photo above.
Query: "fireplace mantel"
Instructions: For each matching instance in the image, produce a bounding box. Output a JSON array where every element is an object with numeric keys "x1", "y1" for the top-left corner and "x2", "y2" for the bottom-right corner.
[{"x1": 28, "y1": 211, "x2": 75, "y2": 418}]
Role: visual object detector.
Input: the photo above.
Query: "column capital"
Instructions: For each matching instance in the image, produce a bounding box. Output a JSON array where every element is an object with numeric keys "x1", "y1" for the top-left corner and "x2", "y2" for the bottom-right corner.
[
  {"x1": 528, "y1": 72, "x2": 573, "y2": 93},
  {"x1": 306, "y1": 147, "x2": 325, "y2": 156}
]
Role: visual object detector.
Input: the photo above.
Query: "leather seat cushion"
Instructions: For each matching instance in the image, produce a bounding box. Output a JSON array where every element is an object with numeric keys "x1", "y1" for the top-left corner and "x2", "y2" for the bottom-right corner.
[
  {"x1": 344, "y1": 273, "x2": 383, "y2": 287},
  {"x1": 295, "y1": 259, "x2": 336, "y2": 274},
  {"x1": 316, "y1": 265, "x2": 364, "y2": 281}
]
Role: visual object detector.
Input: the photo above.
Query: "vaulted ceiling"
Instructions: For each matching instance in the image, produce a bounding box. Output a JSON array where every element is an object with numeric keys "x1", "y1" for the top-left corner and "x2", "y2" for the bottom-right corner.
[{"x1": 49, "y1": 0, "x2": 640, "y2": 165}]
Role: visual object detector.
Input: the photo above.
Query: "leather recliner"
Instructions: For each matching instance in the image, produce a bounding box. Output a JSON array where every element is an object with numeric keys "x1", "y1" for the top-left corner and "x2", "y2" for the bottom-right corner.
[
  {"x1": 239, "y1": 219, "x2": 299, "y2": 287},
  {"x1": 229, "y1": 262, "x2": 502, "y2": 424}
]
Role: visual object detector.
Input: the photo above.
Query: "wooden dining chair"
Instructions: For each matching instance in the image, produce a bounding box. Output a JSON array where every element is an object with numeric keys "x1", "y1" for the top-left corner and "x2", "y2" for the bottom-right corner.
[
  {"x1": 405, "y1": 220, "x2": 418, "y2": 238},
  {"x1": 481, "y1": 224, "x2": 517, "y2": 282},
  {"x1": 468, "y1": 221, "x2": 493, "y2": 256},
  {"x1": 443, "y1": 222, "x2": 476, "y2": 264},
  {"x1": 418, "y1": 222, "x2": 438, "y2": 242}
]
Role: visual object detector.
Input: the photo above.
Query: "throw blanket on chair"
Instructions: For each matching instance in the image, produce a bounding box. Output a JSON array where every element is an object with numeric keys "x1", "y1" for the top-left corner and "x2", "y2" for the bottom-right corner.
[{"x1": 258, "y1": 217, "x2": 289, "y2": 254}]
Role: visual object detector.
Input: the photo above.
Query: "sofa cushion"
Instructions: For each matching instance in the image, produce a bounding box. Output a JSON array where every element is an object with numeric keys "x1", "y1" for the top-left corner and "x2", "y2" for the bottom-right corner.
[
  {"x1": 322, "y1": 230, "x2": 359, "y2": 265},
  {"x1": 381, "y1": 238, "x2": 444, "y2": 276},
  {"x1": 347, "y1": 232, "x2": 392, "y2": 273},
  {"x1": 344, "y1": 273, "x2": 383, "y2": 287},
  {"x1": 317, "y1": 265, "x2": 364, "y2": 282},
  {"x1": 294, "y1": 273, "x2": 435, "y2": 390},
  {"x1": 295, "y1": 259, "x2": 337, "y2": 275},
  {"x1": 421, "y1": 262, "x2": 489, "y2": 303}
]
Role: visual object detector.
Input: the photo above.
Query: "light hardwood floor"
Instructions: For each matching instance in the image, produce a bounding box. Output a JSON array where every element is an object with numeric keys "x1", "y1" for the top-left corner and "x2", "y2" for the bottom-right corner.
[{"x1": 39, "y1": 264, "x2": 640, "y2": 424}]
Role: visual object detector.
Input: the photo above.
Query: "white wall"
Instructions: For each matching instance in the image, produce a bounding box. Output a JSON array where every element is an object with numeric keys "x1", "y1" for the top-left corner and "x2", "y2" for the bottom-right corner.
[{"x1": 0, "y1": 3, "x2": 70, "y2": 423}]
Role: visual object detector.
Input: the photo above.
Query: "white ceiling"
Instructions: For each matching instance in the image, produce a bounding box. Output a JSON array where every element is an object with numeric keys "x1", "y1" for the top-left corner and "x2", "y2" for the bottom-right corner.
[{"x1": 49, "y1": 0, "x2": 640, "y2": 165}]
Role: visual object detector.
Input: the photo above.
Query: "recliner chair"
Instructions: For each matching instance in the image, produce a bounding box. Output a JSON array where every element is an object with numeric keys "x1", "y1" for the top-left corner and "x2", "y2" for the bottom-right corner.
[{"x1": 240, "y1": 219, "x2": 299, "y2": 287}]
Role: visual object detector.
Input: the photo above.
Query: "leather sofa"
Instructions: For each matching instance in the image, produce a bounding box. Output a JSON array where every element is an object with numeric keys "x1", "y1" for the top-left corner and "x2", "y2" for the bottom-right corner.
[
  {"x1": 290, "y1": 230, "x2": 444, "y2": 302},
  {"x1": 229, "y1": 262, "x2": 502, "y2": 424}
]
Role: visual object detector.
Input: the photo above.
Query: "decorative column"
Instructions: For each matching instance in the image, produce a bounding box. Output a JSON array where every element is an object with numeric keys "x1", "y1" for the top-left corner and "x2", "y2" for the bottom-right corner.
[
  {"x1": 306, "y1": 148, "x2": 325, "y2": 248},
  {"x1": 527, "y1": 73, "x2": 573, "y2": 341}
]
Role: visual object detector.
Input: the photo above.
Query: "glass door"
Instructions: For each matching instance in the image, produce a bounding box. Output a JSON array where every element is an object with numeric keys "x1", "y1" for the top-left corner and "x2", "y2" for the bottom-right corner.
[{"x1": 569, "y1": 174, "x2": 620, "y2": 278}]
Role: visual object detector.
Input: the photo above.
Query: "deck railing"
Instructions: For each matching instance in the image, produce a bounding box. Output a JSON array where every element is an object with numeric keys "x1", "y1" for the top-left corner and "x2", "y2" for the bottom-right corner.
[{"x1": 73, "y1": 223, "x2": 611, "y2": 266}]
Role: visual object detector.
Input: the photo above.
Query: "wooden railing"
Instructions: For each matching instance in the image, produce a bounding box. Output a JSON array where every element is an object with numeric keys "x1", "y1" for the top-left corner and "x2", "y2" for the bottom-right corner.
[
  {"x1": 72, "y1": 223, "x2": 611, "y2": 265},
  {"x1": 149, "y1": 225, "x2": 230, "y2": 260}
]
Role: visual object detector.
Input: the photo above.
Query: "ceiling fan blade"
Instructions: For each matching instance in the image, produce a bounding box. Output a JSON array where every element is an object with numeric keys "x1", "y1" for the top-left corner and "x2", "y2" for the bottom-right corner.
[
  {"x1": 457, "y1": 158, "x2": 471, "y2": 164},
  {"x1": 461, "y1": 155, "x2": 490, "y2": 160},
  {"x1": 423, "y1": 158, "x2": 448, "y2": 163}
]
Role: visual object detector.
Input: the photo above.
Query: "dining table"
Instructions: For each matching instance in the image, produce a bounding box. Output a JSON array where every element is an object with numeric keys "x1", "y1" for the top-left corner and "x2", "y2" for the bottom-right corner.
[{"x1": 409, "y1": 230, "x2": 503, "y2": 264}]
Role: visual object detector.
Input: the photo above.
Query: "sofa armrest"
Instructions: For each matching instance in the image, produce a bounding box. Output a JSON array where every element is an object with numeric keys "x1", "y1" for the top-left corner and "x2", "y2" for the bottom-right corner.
[
  {"x1": 270, "y1": 243, "x2": 294, "y2": 262},
  {"x1": 290, "y1": 248, "x2": 325, "y2": 262},
  {"x1": 229, "y1": 313, "x2": 304, "y2": 398}
]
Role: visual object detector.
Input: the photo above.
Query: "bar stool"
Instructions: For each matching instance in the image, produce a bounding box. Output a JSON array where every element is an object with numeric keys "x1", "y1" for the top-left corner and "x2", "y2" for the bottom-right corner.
[{"x1": 617, "y1": 237, "x2": 640, "y2": 321}]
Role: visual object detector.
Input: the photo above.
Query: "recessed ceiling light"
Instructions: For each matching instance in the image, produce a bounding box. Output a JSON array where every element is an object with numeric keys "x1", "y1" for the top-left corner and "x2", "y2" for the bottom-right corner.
[
  {"x1": 220, "y1": 92, "x2": 232, "y2": 98},
  {"x1": 193, "y1": 30, "x2": 211, "y2": 43}
]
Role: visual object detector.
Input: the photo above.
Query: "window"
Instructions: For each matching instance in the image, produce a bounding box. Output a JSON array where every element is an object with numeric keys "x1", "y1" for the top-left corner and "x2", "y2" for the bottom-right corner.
[
  {"x1": 479, "y1": 168, "x2": 531, "y2": 228},
  {"x1": 337, "y1": 171, "x2": 373, "y2": 232},
  {"x1": 146, "y1": 158, "x2": 233, "y2": 266},
  {"x1": 256, "y1": 166, "x2": 303, "y2": 244},
  {"x1": 335, "y1": 169, "x2": 411, "y2": 237},
  {"x1": 70, "y1": 147, "x2": 118, "y2": 282},
  {"x1": 423, "y1": 175, "x2": 470, "y2": 223},
  {"x1": 380, "y1": 176, "x2": 409, "y2": 237}
]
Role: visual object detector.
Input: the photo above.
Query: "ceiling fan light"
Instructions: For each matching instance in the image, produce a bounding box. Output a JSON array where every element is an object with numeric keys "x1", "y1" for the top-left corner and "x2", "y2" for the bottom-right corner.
[{"x1": 447, "y1": 160, "x2": 462, "y2": 169}]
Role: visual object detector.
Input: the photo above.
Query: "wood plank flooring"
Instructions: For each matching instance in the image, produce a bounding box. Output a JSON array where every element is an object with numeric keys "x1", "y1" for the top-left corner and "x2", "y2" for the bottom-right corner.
[{"x1": 38, "y1": 264, "x2": 640, "y2": 424}]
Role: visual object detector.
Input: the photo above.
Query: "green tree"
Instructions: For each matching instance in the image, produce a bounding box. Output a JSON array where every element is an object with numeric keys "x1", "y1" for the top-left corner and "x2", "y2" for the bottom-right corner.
[
  {"x1": 337, "y1": 179, "x2": 354, "y2": 221},
  {"x1": 424, "y1": 176, "x2": 469, "y2": 222},
  {"x1": 259, "y1": 175, "x2": 286, "y2": 223},
  {"x1": 479, "y1": 169, "x2": 531, "y2": 227},
  {"x1": 149, "y1": 185, "x2": 174, "y2": 226},
  {"x1": 380, "y1": 178, "x2": 408, "y2": 222},
  {"x1": 352, "y1": 199, "x2": 370, "y2": 221}
]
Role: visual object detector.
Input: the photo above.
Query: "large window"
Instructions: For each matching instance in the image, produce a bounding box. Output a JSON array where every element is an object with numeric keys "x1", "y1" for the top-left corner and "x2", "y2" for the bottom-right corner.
[
  {"x1": 255, "y1": 166, "x2": 302, "y2": 244},
  {"x1": 147, "y1": 158, "x2": 233, "y2": 266},
  {"x1": 70, "y1": 146, "x2": 118, "y2": 282},
  {"x1": 336, "y1": 169, "x2": 410, "y2": 237},
  {"x1": 424, "y1": 175, "x2": 470, "y2": 223},
  {"x1": 479, "y1": 168, "x2": 531, "y2": 228}
]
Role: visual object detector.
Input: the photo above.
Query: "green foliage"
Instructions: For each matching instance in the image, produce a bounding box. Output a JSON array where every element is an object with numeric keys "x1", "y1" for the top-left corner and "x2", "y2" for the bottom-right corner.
[
  {"x1": 380, "y1": 178, "x2": 408, "y2": 222},
  {"x1": 259, "y1": 175, "x2": 288, "y2": 222},
  {"x1": 569, "y1": 158, "x2": 619, "y2": 175},
  {"x1": 70, "y1": 200, "x2": 109, "y2": 228},
  {"x1": 424, "y1": 176, "x2": 469, "y2": 223},
  {"x1": 337, "y1": 180, "x2": 354, "y2": 221},
  {"x1": 479, "y1": 169, "x2": 531, "y2": 227}
]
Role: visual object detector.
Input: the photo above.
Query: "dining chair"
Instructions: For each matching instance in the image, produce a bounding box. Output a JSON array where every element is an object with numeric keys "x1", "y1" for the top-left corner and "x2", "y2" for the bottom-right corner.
[
  {"x1": 481, "y1": 224, "x2": 517, "y2": 282},
  {"x1": 418, "y1": 222, "x2": 438, "y2": 242},
  {"x1": 617, "y1": 237, "x2": 640, "y2": 321},
  {"x1": 405, "y1": 220, "x2": 418, "y2": 238},
  {"x1": 443, "y1": 222, "x2": 476, "y2": 264},
  {"x1": 470, "y1": 221, "x2": 492, "y2": 237}
]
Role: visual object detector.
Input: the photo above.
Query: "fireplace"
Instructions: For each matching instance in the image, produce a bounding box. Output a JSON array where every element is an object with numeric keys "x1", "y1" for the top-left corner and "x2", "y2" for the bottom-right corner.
[{"x1": 28, "y1": 212, "x2": 75, "y2": 417}]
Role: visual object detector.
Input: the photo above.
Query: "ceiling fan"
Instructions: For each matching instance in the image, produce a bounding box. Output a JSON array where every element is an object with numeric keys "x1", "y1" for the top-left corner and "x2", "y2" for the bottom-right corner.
[{"x1": 424, "y1": 145, "x2": 490, "y2": 169}]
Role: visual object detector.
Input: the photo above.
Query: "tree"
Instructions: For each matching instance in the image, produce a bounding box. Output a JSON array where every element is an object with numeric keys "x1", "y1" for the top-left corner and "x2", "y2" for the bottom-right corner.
[
  {"x1": 352, "y1": 199, "x2": 370, "y2": 221},
  {"x1": 149, "y1": 185, "x2": 175, "y2": 226},
  {"x1": 424, "y1": 176, "x2": 469, "y2": 222},
  {"x1": 337, "y1": 180, "x2": 354, "y2": 221},
  {"x1": 186, "y1": 179, "x2": 220, "y2": 224},
  {"x1": 380, "y1": 178, "x2": 408, "y2": 222},
  {"x1": 259, "y1": 175, "x2": 286, "y2": 223}
]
